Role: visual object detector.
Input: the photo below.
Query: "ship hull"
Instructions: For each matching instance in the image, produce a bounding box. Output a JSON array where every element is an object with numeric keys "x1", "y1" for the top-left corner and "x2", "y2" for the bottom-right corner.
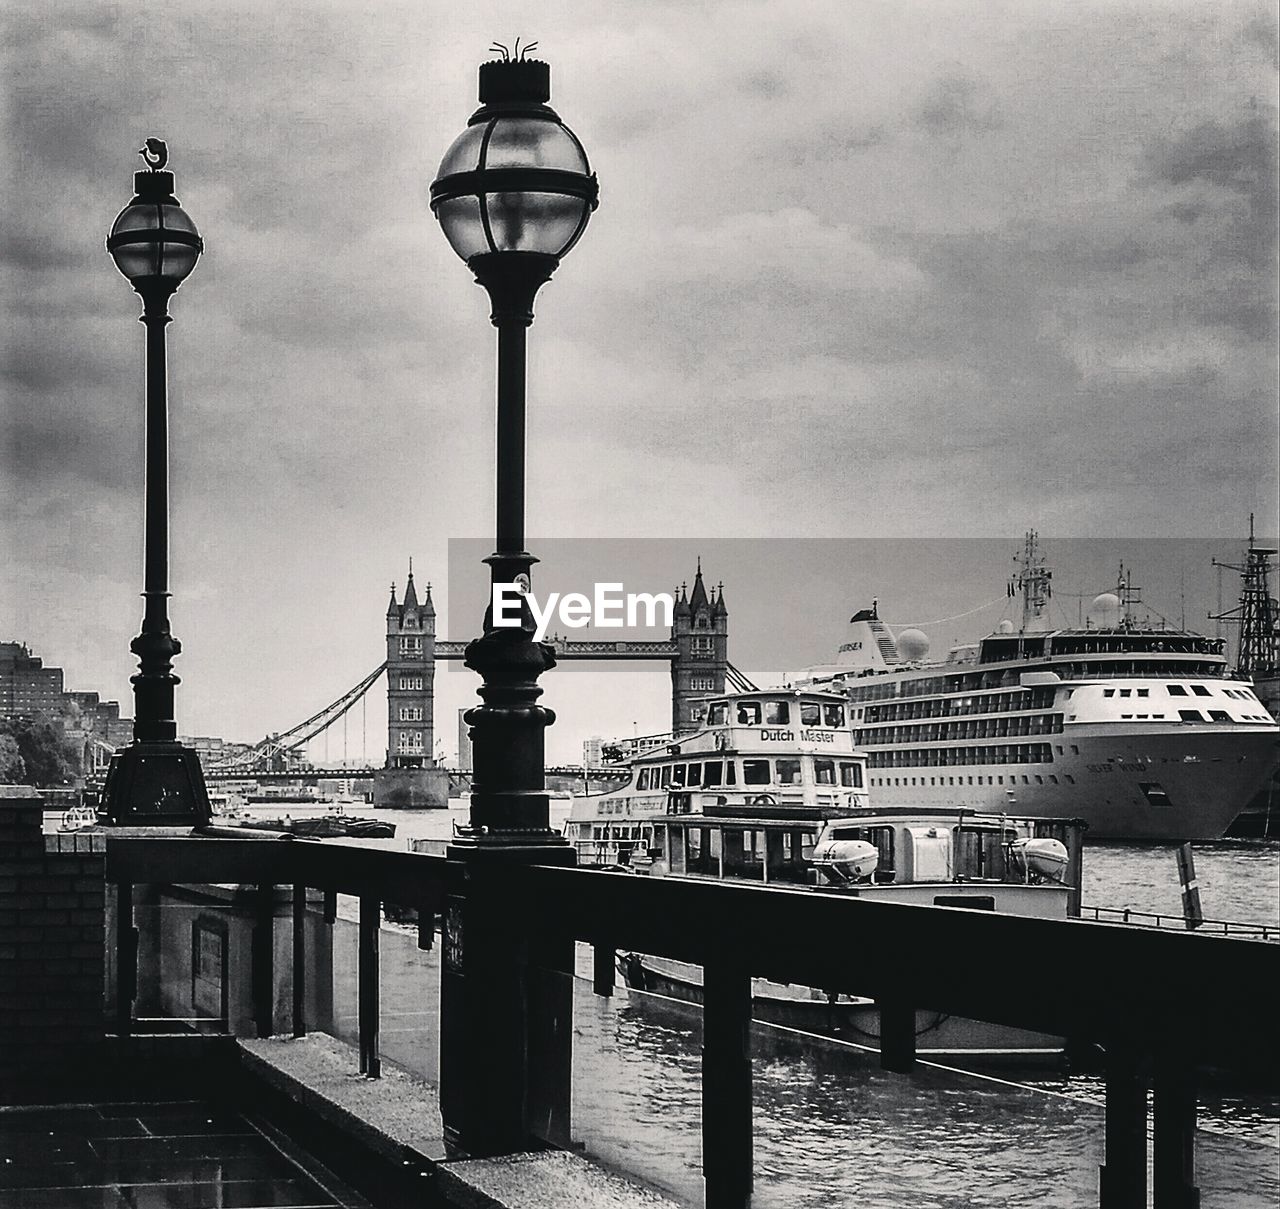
[
  {"x1": 868, "y1": 727, "x2": 1276, "y2": 841},
  {"x1": 620, "y1": 954, "x2": 1064, "y2": 1069}
]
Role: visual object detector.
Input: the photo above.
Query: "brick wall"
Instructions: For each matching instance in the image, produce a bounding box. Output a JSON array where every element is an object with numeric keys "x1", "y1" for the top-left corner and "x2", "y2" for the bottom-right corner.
[{"x1": 0, "y1": 786, "x2": 106, "y2": 1100}]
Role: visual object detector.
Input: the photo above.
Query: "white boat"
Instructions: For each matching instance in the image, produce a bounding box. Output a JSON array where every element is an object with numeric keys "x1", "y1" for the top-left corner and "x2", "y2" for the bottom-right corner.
[
  {"x1": 565, "y1": 687, "x2": 1086, "y2": 1067},
  {"x1": 791, "y1": 532, "x2": 1278, "y2": 841}
]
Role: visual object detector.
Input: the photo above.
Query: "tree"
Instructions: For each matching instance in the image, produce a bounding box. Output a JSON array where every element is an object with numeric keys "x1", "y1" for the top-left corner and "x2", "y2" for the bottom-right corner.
[
  {"x1": 0, "y1": 714, "x2": 79, "y2": 787},
  {"x1": 0, "y1": 734, "x2": 24, "y2": 783}
]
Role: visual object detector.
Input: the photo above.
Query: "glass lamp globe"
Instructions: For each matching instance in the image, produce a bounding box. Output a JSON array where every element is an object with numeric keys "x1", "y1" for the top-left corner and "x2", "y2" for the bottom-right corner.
[
  {"x1": 107, "y1": 168, "x2": 203, "y2": 292},
  {"x1": 430, "y1": 58, "x2": 598, "y2": 265}
]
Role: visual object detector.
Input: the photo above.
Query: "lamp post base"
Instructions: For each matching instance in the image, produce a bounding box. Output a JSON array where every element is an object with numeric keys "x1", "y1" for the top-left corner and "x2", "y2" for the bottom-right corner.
[{"x1": 99, "y1": 740, "x2": 212, "y2": 827}]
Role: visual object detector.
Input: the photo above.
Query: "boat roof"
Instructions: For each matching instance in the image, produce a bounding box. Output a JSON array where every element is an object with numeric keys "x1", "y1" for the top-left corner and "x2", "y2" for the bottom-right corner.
[{"x1": 706, "y1": 687, "x2": 850, "y2": 702}]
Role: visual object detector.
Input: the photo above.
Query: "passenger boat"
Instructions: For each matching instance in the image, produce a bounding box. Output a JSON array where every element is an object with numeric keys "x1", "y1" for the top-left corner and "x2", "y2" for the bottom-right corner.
[
  {"x1": 791, "y1": 532, "x2": 1278, "y2": 841},
  {"x1": 565, "y1": 688, "x2": 1086, "y2": 1067}
]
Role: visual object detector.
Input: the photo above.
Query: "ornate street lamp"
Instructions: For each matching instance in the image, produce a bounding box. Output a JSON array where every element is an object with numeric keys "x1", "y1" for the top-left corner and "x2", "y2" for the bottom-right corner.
[
  {"x1": 100, "y1": 140, "x2": 211, "y2": 826},
  {"x1": 430, "y1": 50, "x2": 598, "y2": 858}
]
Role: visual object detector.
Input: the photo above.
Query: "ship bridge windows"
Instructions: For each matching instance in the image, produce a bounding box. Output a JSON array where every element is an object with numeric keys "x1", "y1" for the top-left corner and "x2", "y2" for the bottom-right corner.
[
  {"x1": 1167, "y1": 685, "x2": 1187, "y2": 696},
  {"x1": 839, "y1": 761, "x2": 864, "y2": 788},
  {"x1": 743, "y1": 759, "x2": 771, "y2": 786},
  {"x1": 1191, "y1": 685, "x2": 1212, "y2": 697},
  {"x1": 764, "y1": 701, "x2": 790, "y2": 724},
  {"x1": 736, "y1": 702, "x2": 763, "y2": 725},
  {"x1": 708, "y1": 702, "x2": 728, "y2": 726},
  {"x1": 775, "y1": 759, "x2": 802, "y2": 785},
  {"x1": 814, "y1": 759, "x2": 836, "y2": 785}
]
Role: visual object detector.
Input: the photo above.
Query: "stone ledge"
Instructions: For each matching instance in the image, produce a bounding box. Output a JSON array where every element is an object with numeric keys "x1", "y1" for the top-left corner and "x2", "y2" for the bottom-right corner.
[{"x1": 237, "y1": 1034, "x2": 681, "y2": 1209}]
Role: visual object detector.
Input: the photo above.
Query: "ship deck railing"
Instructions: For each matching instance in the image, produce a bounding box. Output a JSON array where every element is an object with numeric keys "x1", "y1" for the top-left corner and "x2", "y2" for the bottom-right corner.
[
  {"x1": 102, "y1": 828, "x2": 1279, "y2": 1209},
  {"x1": 1080, "y1": 902, "x2": 1276, "y2": 941}
]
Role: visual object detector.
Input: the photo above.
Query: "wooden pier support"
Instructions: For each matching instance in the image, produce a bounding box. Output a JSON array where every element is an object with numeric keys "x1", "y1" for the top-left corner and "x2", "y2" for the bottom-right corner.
[
  {"x1": 358, "y1": 896, "x2": 380, "y2": 1077},
  {"x1": 1099, "y1": 1052, "x2": 1147, "y2": 1208},
  {"x1": 702, "y1": 960, "x2": 752, "y2": 1209},
  {"x1": 292, "y1": 883, "x2": 306, "y2": 1039},
  {"x1": 252, "y1": 882, "x2": 274, "y2": 1038},
  {"x1": 593, "y1": 939, "x2": 615, "y2": 997},
  {"x1": 1153, "y1": 1061, "x2": 1199, "y2": 1208},
  {"x1": 878, "y1": 998, "x2": 917, "y2": 1072}
]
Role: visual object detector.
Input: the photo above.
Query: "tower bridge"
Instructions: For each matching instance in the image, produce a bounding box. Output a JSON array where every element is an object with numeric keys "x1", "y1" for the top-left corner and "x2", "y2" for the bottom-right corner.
[{"x1": 207, "y1": 561, "x2": 749, "y2": 784}]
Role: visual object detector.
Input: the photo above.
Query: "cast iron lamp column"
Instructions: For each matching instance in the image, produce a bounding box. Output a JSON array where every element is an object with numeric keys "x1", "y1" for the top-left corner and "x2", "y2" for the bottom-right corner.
[
  {"x1": 100, "y1": 142, "x2": 212, "y2": 826},
  {"x1": 430, "y1": 53, "x2": 598, "y2": 859}
]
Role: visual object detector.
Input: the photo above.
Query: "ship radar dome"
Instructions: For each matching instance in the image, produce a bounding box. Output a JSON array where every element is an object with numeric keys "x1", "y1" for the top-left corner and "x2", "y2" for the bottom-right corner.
[
  {"x1": 896, "y1": 628, "x2": 930, "y2": 661},
  {"x1": 997, "y1": 619, "x2": 1015, "y2": 635},
  {"x1": 1091, "y1": 592, "x2": 1121, "y2": 618}
]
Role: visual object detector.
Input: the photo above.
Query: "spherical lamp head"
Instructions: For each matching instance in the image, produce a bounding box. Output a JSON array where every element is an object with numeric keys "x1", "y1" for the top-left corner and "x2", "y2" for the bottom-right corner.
[
  {"x1": 430, "y1": 53, "x2": 598, "y2": 320},
  {"x1": 107, "y1": 146, "x2": 203, "y2": 299}
]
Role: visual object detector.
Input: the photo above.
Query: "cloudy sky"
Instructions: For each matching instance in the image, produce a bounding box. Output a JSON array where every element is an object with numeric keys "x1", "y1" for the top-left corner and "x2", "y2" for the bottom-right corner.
[{"x1": 2, "y1": 1, "x2": 1276, "y2": 762}]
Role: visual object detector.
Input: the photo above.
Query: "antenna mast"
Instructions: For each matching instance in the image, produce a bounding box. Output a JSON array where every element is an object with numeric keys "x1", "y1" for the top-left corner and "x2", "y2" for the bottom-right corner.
[
  {"x1": 1009, "y1": 530, "x2": 1052, "y2": 631},
  {"x1": 1210, "y1": 514, "x2": 1280, "y2": 676}
]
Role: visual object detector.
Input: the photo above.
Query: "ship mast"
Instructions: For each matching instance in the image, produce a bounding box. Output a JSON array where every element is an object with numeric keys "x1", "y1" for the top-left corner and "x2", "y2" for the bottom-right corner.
[
  {"x1": 1210, "y1": 514, "x2": 1280, "y2": 675},
  {"x1": 1010, "y1": 530, "x2": 1052, "y2": 632},
  {"x1": 1115, "y1": 562, "x2": 1142, "y2": 630}
]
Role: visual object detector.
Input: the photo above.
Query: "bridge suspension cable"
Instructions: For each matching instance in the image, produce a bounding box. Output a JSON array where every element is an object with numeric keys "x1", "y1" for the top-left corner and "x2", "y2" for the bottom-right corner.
[{"x1": 209, "y1": 662, "x2": 387, "y2": 772}]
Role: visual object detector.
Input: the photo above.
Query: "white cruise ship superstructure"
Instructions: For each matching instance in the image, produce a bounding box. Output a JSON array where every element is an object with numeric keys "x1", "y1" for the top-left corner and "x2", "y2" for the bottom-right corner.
[{"x1": 793, "y1": 533, "x2": 1278, "y2": 841}]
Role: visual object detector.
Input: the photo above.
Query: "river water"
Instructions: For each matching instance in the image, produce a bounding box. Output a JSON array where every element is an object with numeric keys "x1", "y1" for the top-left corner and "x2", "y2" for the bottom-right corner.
[{"x1": 280, "y1": 800, "x2": 1280, "y2": 1206}]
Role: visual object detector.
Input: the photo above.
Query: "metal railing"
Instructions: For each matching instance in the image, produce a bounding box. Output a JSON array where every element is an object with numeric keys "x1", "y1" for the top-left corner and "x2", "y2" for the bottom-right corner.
[
  {"x1": 105, "y1": 832, "x2": 1278, "y2": 1209},
  {"x1": 1080, "y1": 902, "x2": 1276, "y2": 940}
]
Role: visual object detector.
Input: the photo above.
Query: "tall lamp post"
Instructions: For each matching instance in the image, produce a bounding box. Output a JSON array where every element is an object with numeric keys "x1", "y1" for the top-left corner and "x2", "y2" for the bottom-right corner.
[
  {"x1": 430, "y1": 51, "x2": 598, "y2": 859},
  {"x1": 100, "y1": 141, "x2": 211, "y2": 826}
]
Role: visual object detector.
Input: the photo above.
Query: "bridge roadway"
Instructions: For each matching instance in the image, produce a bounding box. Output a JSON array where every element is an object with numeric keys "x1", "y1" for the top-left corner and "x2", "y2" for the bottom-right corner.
[
  {"x1": 203, "y1": 765, "x2": 631, "y2": 783},
  {"x1": 434, "y1": 638, "x2": 677, "y2": 660}
]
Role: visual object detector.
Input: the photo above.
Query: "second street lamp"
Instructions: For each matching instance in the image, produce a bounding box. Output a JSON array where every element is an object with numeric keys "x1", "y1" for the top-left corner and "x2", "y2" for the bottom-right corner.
[
  {"x1": 430, "y1": 51, "x2": 598, "y2": 858},
  {"x1": 100, "y1": 140, "x2": 211, "y2": 826}
]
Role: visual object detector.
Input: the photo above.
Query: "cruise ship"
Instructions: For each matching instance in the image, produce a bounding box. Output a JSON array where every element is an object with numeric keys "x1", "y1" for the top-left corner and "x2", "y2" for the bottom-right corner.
[{"x1": 792, "y1": 533, "x2": 1278, "y2": 841}]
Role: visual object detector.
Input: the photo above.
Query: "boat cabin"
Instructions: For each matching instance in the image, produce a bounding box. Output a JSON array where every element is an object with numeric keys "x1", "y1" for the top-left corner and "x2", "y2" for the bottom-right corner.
[{"x1": 564, "y1": 689, "x2": 868, "y2": 868}]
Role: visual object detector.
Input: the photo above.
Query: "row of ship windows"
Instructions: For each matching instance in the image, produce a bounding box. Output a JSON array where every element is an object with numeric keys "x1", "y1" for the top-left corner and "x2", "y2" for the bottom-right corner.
[
  {"x1": 845, "y1": 664, "x2": 1229, "y2": 701},
  {"x1": 855, "y1": 714, "x2": 1063, "y2": 745},
  {"x1": 873, "y1": 772, "x2": 1076, "y2": 788},
  {"x1": 865, "y1": 687, "x2": 1056, "y2": 723},
  {"x1": 631, "y1": 757, "x2": 865, "y2": 794},
  {"x1": 867, "y1": 743, "x2": 1055, "y2": 768},
  {"x1": 706, "y1": 700, "x2": 847, "y2": 728}
]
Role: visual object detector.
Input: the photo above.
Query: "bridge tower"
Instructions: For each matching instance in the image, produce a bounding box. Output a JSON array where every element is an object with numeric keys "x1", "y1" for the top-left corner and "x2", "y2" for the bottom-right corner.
[
  {"x1": 671, "y1": 560, "x2": 728, "y2": 734},
  {"x1": 385, "y1": 566, "x2": 436, "y2": 768}
]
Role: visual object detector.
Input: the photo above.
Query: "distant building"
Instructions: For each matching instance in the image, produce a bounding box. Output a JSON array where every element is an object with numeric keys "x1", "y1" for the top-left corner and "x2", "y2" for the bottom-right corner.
[
  {"x1": 582, "y1": 736, "x2": 603, "y2": 769},
  {"x1": 385, "y1": 568, "x2": 436, "y2": 768},
  {"x1": 671, "y1": 562, "x2": 729, "y2": 733},
  {"x1": 457, "y1": 709, "x2": 473, "y2": 771},
  {"x1": 2, "y1": 641, "x2": 133, "y2": 773}
]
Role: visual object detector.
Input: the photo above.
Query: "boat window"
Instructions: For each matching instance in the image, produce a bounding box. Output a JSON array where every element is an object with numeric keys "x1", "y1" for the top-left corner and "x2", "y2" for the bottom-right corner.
[
  {"x1": 660, "y1": 765, "x2": 671, "y2": 788},
  {"x1": 1137, "y1": 688, "x2": 1149, "y2": 697},
  {"x1": 1103, "y1": 689, "x2": 1115, "y2": 697},
  {"x1": 638, "y1": 769, "x2": 649, "y2": 791},
  {"x1": 824, "y1": 703, "x2": 845, "y2": 728},
  {"x1": 736, "y1": 701, "x2": 762, "y2": 725},
  {"x1": 956, "y1": 827, "x2": 1006, "y2": 880},
  {"x1": 743, "y1": 759, "x2": 771, "y2": 785},
  {"x1": 800, "y1": 701, "x2": 822, "y2": 726},
  {"x1": 725, "y1": 760, "x2": 737, "y2": 786},
  {"x1": 707, "y1": 702, "x2": 728, "y2": 726},
  {"x1": 839, "y1": 761, "x2": 863, "y2": 788},
  {"x1": 703, "y1": 761, "x2": 723, "y2": 788},
  {"x1": 775, "y1": 759, "x2": 802, "y2": 785},
  {"x1": 652, "y1": 826, "x2": 666, "y2": 858},
  {"x1": 1209, "y1": 711, "x2": 1231, "y2": 723},
  {"x1": 1178, "y1": 710, "x2": 1203, "y2": 722},
  {"x1": 686, "y1": 762, "x2": 702, "y2": 786},
  {"x1": 764, "y1": 701, "x2": 790, "y2": 724},
  {"x1": 814, "y1": 759, "x2": 836, "y2": 785},
  {"x1": 671, "y1": 764, "x2": 686, "y2": 788},
  {"x1": 1191, "y1": 685, "x2": 1211, "y2": 697},
  {"x1": 1167, "y1": 685, "x2": 1187, "y2": 696}
]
